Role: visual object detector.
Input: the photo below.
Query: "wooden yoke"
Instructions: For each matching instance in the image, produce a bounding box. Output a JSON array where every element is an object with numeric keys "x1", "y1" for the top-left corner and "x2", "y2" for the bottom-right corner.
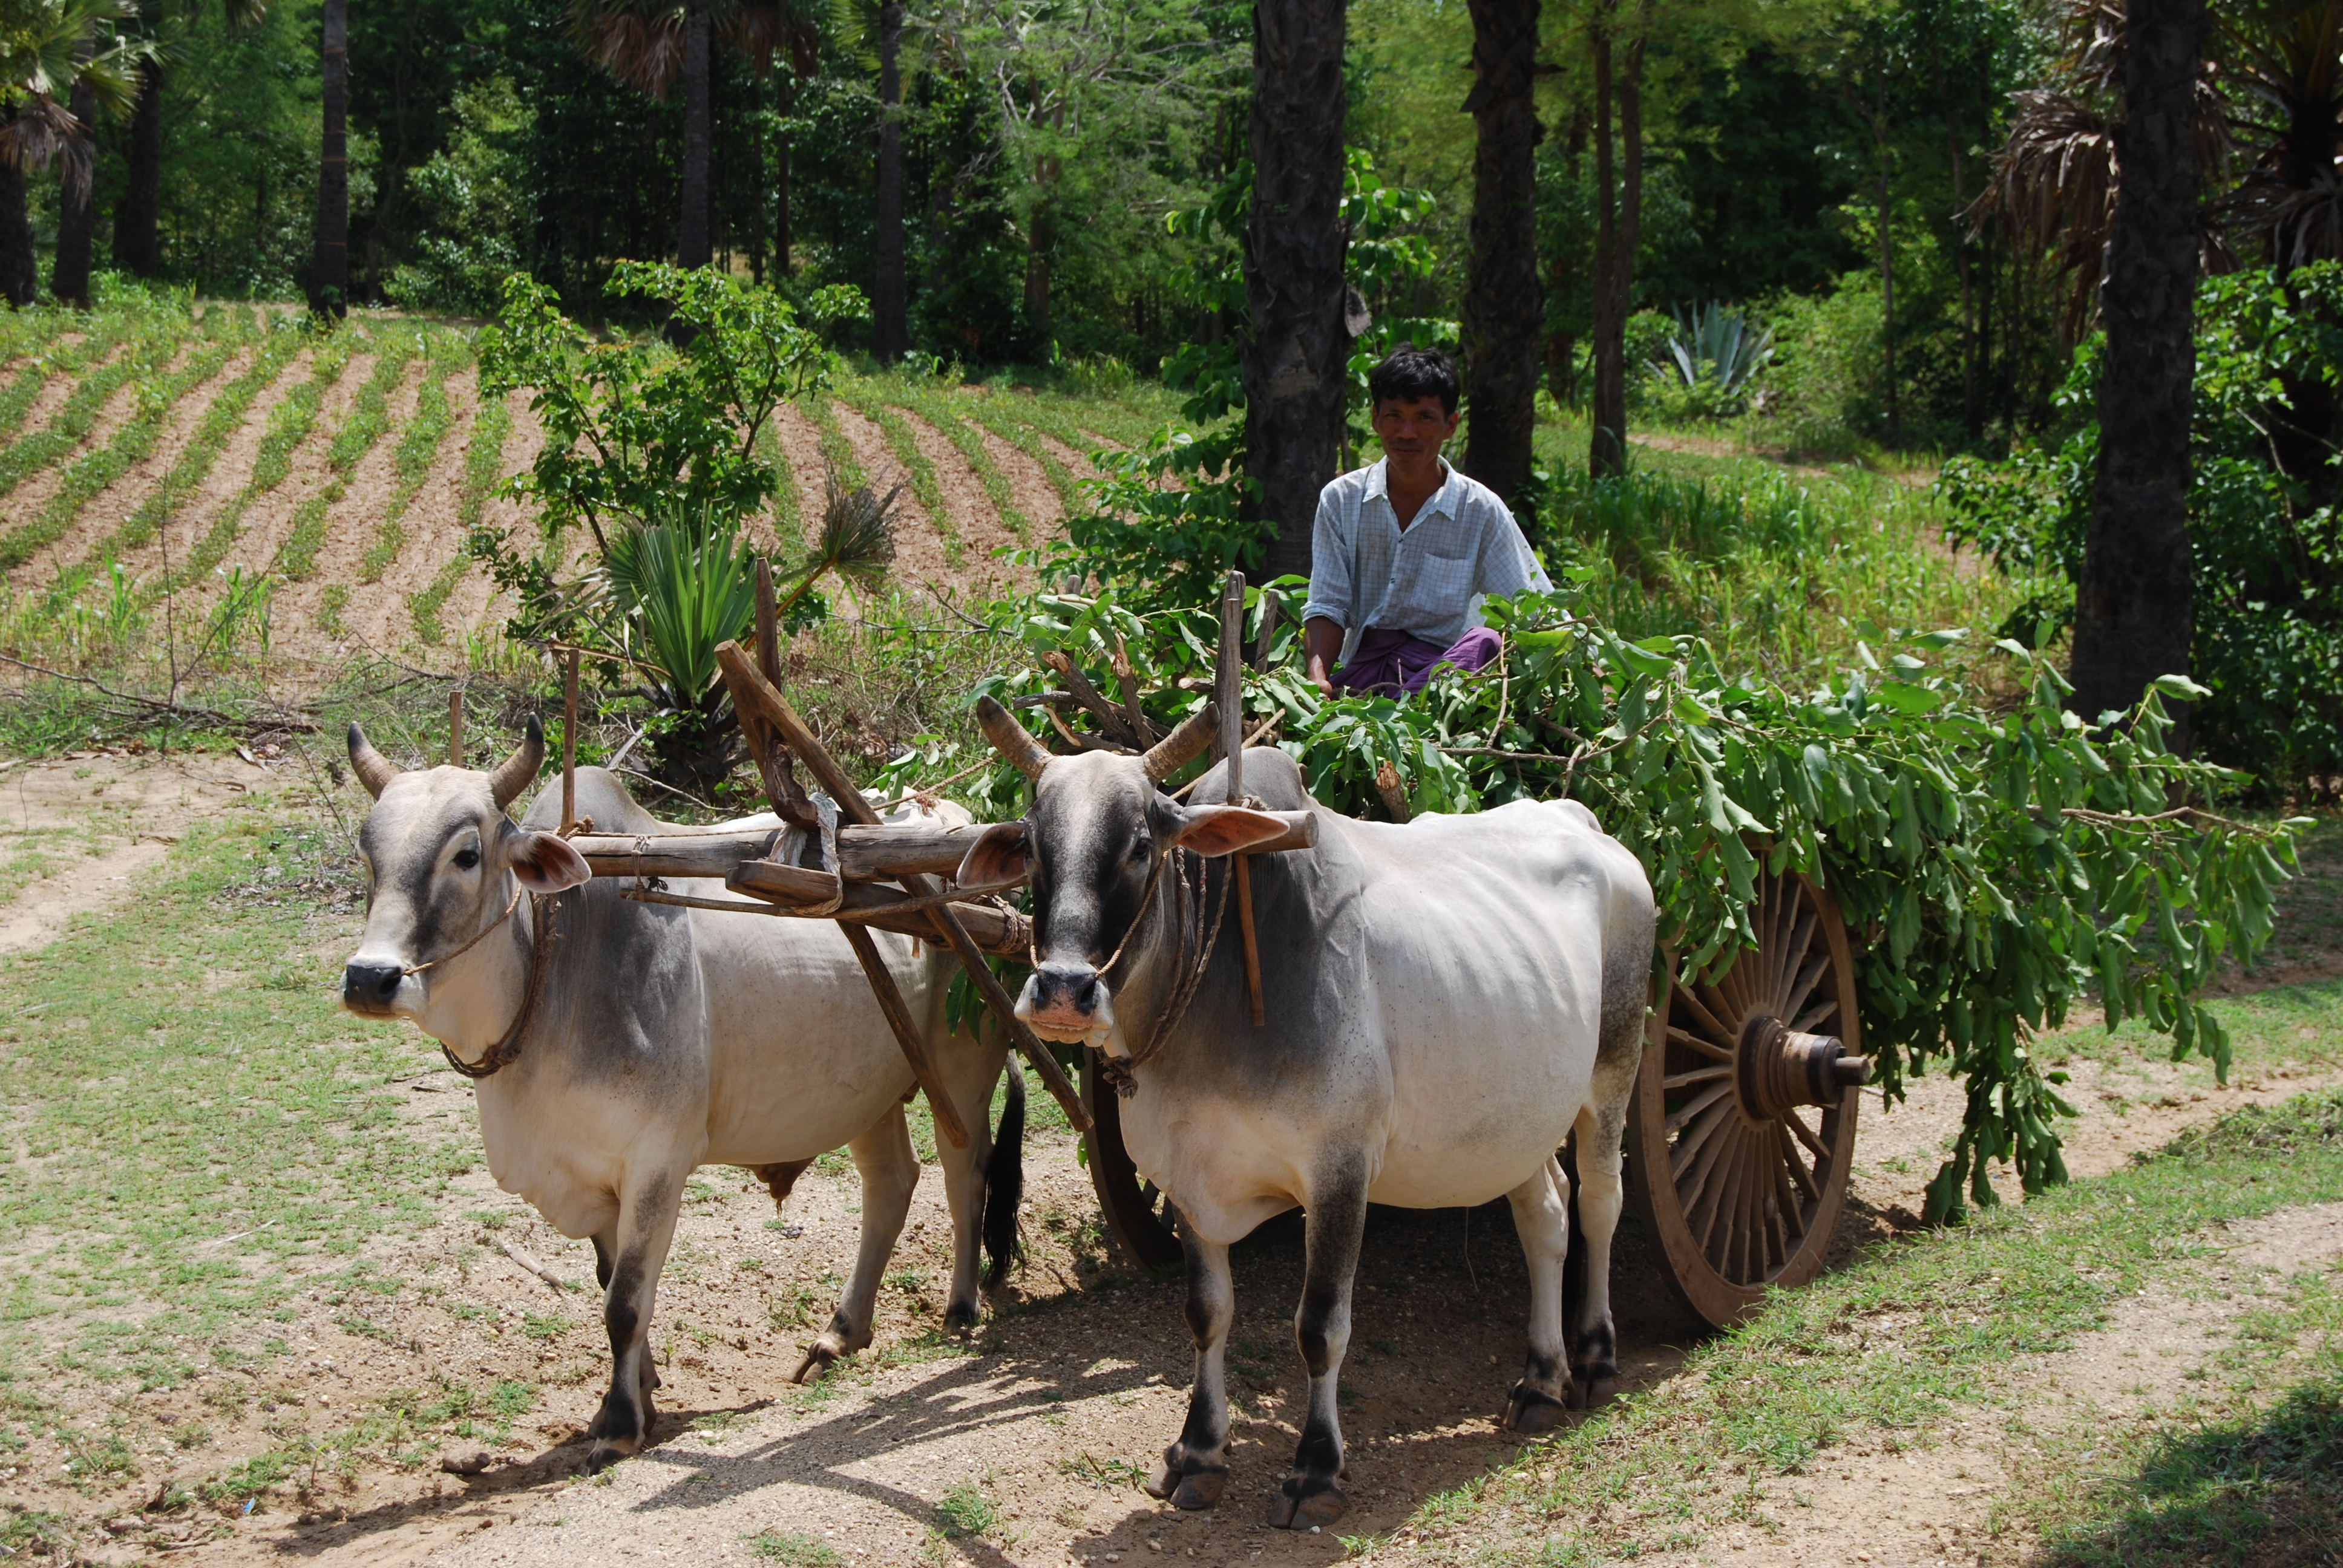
[
  {"x1": 713, "y1": 638, "x2": 1095, "y2": 1136},
  {"x1": 1219, "y1": 570, "x2": 1266, "y2": 1027}
]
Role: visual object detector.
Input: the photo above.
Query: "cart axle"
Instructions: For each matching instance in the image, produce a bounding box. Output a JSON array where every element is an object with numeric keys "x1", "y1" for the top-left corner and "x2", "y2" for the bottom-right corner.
[{"x1": 1735, "y1": 1013, "x2": 1872, "y2": 1122}]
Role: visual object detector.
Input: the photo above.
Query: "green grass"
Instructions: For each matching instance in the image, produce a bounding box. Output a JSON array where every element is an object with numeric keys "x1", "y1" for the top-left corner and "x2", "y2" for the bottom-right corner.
[
  {"x1": 0, "y1": 360, "x2": 50, "y2": 435},
  {"x1": 746, "y1": 1531, "x2": 842, "y2": 1566},
  {"x1": 1452, "y1": 1083, "x2": 2343, "y2": 1564},
  {"x1": 0, "y1": 814, "x2": 473, "y2": 1388},
  {"x1": 958, "y1": 394, "x2": 1087, "y2": 514},
  {"x1": 932, "y1": 1479, "x2": 999, "y2": 1538},
  {"x1": 881, "y1": 384, "x2": 1032, "y2": 541},
  {"x1": 0, "y1": 332, "x2": 245, "y2": 572},
  {"x1": 807, "y1": 393, "x2": 864, "y2": 491},
  {"x1": 758, "y1": 413, "x2": 802, "y2": 546}
]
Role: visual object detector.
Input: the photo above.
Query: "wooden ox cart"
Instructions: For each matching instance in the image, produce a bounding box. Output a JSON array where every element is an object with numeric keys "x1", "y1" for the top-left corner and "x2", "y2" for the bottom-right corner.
[{"x1": 565, "y1": 569, "x2": 1869, "y2": 1333}]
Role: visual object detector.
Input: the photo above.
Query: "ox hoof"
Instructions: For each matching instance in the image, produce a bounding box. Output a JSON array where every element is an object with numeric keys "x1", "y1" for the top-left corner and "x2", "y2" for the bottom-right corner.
[
  {"x1": 582, "y1": 1437, "x2": 637, "y2": 1474},
  {"x1": 1145, "y1": 1454, "x2": 1228, "y2": 1511},
  {"x1": 1571, "y1": 1360, "x2": 1618, "y2": 1399},
  {"x1": 1504, "y1": 1380, "x2": 1574, "y2": 1434},
  {"x1": 793, "y1": 1342, "x2": 843, "y2": 1384},
  {"x1": 943, "y1": 1300, "x2": 980, "y2": 1334},
  {"x1": 1266, "y1": 1480, "x2": 1346, "y2": 1530}
]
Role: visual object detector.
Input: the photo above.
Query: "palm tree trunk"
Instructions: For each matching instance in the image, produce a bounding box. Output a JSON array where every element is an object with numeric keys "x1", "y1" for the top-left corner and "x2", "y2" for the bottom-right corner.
[
  {"x1": 1242, "y1": 0, "x2": 1348, "y2": 583},
  {"x1": 2071, "y1": 0, "x2": 2205, "y2": 738},
  {"x1": 679, "y1": 0, "x2": 712, "y2": 270},
  {"x1": 1462, "y1": 0, "x2": 1541, "y2": 512},
  {"x1": 1588, "y1": 2, "x2": 1645, "y2": 479},
  {"x1": 309, "y1": 0, "x2": 348, "y2": 315},
  {"x1": 873, "y1": 0, "x2": 907, "y2": 363},
  {"x1": 113, "y1": 60, "x2": 163, "y2": 279},
  {"x1": 0, "y1": 121, "x2": 36, "y2": 309},
  {"x1": 51, "y1": 72, "x2": 96, "y2": 307},
  {"x1": 776, "y1": 70, "x2": 795, "y2": 278},
  {"x1": 1872, "y1": 76, "x2": 1896, "y2": 436}
]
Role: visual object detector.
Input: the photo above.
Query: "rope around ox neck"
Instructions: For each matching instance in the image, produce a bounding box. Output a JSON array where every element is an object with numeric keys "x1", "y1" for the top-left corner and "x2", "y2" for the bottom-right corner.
[{"x1": 422, "y1": 887, "x2": 559, "y2": 1081}]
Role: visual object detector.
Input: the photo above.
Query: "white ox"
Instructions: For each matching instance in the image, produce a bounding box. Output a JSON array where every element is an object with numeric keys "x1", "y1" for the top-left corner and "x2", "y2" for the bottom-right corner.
[
  {"x1": 960, "y1": 702, "x2": 1657, "y2": 1529},
  {"x1": 338, "y1": 721, "x2": 1015, "y2": 1471}
]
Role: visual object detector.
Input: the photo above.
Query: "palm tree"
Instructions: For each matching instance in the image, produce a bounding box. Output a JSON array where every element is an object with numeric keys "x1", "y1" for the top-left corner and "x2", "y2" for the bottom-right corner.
[
  {"x1": 306, "y1": 0, "x2": 343, "y2": 313},
  {"x1": 573, "y1": 0, "x2": 808, "y2": 276},
  {"x1": 0, "y1": 0, "x2": 136, "y2": 307},
  {"x1": 1462, "y1": 0, "x2": 1541, "y2": 512},
  {"x1": 1585, "y1": 0, "x2": 1651, "y2": 479},
  {"x1": 1242, "y1": 0, "x2": 1349, "y2": 583}
]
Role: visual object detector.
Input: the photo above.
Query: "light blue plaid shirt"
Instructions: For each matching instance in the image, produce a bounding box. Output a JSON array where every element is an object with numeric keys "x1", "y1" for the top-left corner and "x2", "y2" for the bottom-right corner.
[{"x1": 1300, "y1": 457, "x2": 1550, "y2": 659}]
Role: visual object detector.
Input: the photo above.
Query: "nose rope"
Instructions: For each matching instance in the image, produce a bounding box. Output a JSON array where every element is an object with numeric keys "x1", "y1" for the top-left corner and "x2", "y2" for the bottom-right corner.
[
  {"x1": 436, "y1": 892, "x2": 559, "y2": 1081},
  {"x1": 399, "y1": 882, "x2": 525, "y2": 976},
  {"x1": 1050, "y1": 844, "x2": 1229, "y2": 1100},
  {"x1": 1027, "y1": 841, "x2": 1173, "y2": 980}
]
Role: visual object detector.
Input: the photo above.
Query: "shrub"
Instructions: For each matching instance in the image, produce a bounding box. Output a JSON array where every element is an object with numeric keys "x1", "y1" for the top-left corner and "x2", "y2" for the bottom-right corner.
[{"x1": 1758, "y1": 270, "x2": 1886, "y2": 454}]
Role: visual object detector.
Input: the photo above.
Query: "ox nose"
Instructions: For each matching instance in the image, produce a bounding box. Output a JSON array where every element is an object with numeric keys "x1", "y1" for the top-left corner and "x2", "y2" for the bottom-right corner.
[
  {"x1": 1032, "y1": 961, "x2": 1104, "y2": 1019},
  {"x1": 342, "y1": 961, "x2": 405, "y2": 1010}
]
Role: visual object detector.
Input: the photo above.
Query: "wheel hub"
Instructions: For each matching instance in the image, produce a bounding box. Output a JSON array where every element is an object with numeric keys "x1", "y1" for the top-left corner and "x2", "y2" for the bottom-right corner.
[{"x1": 1734, "y1": 1013, "x2": 1872, "y2": 1122}]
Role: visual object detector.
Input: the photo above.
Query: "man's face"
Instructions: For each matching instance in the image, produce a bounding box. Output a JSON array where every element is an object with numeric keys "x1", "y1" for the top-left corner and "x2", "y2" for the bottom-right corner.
[{"x1": 1372, "y1": 395, "x2": 1460, "y2": 464}]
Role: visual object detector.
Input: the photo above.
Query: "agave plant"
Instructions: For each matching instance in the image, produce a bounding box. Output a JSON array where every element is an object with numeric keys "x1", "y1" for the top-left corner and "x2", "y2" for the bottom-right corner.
[
  {"x1": 1653, "y1": 302, "x2": 1774, "y2": 413},
  {"x1": 601, "y1": 503, "x2": 761, "y2": 790}
]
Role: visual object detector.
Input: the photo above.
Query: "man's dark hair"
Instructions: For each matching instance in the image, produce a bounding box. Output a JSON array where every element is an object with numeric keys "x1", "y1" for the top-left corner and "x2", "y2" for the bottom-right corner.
[{"x1": 1368, "y1": 344, "x2": 1460, "y2": 416}]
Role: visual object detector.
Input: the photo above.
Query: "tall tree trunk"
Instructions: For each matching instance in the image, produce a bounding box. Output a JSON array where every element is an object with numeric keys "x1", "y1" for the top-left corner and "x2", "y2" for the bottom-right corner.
[
  {"x1": 1462, "y1": 0, "x2": 1542, "y2": 512},
  {"x1": 1588, "y1": 4, "x2": 1645, "y2": 479},
  {"x1": 776, "y1": 68, "x2": 795, "y2": 278},
  {"x1": 873, "y1": 0, "x2": 907, "y2": 363},
  {"x1": 679, "y1": 0, "x2": 712, "y2": 270},
  {"x1": 1939, "y1": 60, "x2": 1977, "y2": 439},
  {"x1": 2071, "y1": 0, "x2": 2204, "y2": 737},
  {"x1": 1023, "y1": 204, "x2": 1050, "y2": 331},
  {"x1": 1242, "y1": 0, "x2": 1349, "y2": 582},
  {"x1": 114, "y1": 60, "x2": 163, "y2": 279},
  {"x1": 1872, "y1": 76, "x2": 1896, "y2": 436},
  {"x1": 51, "y1": 72, "x2": 96, "y2": 307},
  {"x1": 309, "y1": 0, "x2": 348, "y2": 315},
  {"x1": 0, "y1": 119, "x2": 35, "y2": 309},
  {"x1": 749, "y1": 96, "x2": 766, "y2": 286}
]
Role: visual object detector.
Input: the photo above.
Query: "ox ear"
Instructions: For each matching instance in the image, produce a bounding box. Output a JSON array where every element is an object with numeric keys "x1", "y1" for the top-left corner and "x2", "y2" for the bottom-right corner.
[
  {"x1": 1170, "y1": 805, "x2": 1288, "y2": 859},
  {"x1": 506, "y1": 829, "x2": 592, "y2": 895},
  {"x1": 955, "y1": 821, "x2": 1032, "y2": 889}
]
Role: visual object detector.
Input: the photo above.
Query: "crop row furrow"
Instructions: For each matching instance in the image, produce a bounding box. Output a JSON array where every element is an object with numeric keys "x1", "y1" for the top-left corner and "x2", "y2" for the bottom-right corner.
[
  {"x1": 808, "y1": 395, "x2": 865, "y2": 495},
  {"x1": 756, "y1": 417, "x2": 801, "y2": 546},
  {"x1": 413, "y1": 381, "x2": 512, "y2": 645},
  {"x1": 0, "y1": 320, "x2": 159, "y2": 497},
  {"x1": 273, "y1": 341, "x2": 416, "y2": 584},
  {"x1": 361, "y1": 338, "x2": 468, "y2": 584},
  {"x1": 831, "y1": 386, "x2": 958, "y2": 564},
  {"x1": 0, "y1": 335, "x2": 244, "y2": 573},
  {"x1": 165, "y1": 335, "x2": 358, "y2": 593},
  {"x1": 886, "y1": 388, "x2": 1031, "y2": 543},
  {"x1": 959, "y1": 400, "x2": 1084, "y2": 514},
  {"x1": 80, "y1": 332, "x2": 307, "y2": 572}
]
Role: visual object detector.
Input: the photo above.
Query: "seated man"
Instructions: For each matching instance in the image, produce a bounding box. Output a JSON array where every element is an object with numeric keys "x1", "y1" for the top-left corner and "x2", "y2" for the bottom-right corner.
[{"x1": 1302, "y1": 345, "x2": 1550, "y2": 699}]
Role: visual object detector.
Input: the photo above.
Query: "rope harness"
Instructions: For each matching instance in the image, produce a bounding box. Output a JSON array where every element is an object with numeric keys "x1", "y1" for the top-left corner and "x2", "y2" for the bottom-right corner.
[
  {"x1": 1034, "y1": 841, "x2": 1234, "y2": 1099},
  {"x1": 407, "y1": 884, "x2": 560, "y2": 1081}
]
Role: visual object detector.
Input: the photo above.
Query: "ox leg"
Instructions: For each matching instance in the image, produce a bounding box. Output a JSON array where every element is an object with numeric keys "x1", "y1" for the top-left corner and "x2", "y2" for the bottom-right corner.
[
  {"x1": 1145, "y1": 1220, "x2": 1233, "y2": 1511},
  {"x1": 1570, "y1": 1100, "x2": 1628, "y2": 1393},
  {"x1": 932, "y1": 1042, "x2": 1005, "y2": 1334},
  {"x1": 1503, "y1": 1155, "x2": 1577, "y2": 1432},
  {"x1": 583, "y1": 1171, "x2": 684, "y2": 1472},
  {"x1": 793, "y1": 1103, "x2": 920, "y2": 1382},
  {"x1": 1268, "y1": 1171, "x2": 1368, "y2": 1530}
]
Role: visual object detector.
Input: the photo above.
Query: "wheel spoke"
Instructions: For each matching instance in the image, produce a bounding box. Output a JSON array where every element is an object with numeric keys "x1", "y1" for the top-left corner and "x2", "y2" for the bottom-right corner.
[
  {"x1": 1670, "y1": 1099, "x2": 1736, "y2": 1181},
  {"x1": 1691, "y1": 1128, "x2": 1745, "y2": 1262},
  {"x1": 1680, "y1": 1112, "x2": 1740, "y2": 1229},
  {"x1": 1663, "y1": 1064, "x2": 1732, "y2": 1091},
  {"x1": 1768, "y1": 1126, "x2": 1806, "y2": 1240},
  {"x1": 1775, "y1": 906, "x2": 1818, "y2": 1015},
  {"x1": 1778, "y1": 1119, "x2": 1824, "y2": 1204},
  {"x1": 1792, "y1": 997, "x2": 1841, "y2": 1034},
  {"x1": 1729, "y1": 1133, "x2": 1765, "y2": 1281},
  {"x1": 1676, "y1": 982, "x2": 1739, "y2": 1050},
  {"x1": 1666, "y1": 1024, "x2": 1734, "y2": 1062},
  {"x1": 1785, "y1": 1106, "x2": 1832, "y2": 1165},
  {"x1": 1766, "y1": 878, "x2": 1798, "y2": 1002},
  {"x1": 1783, "y1": 951, "x2": 1830, "y2": 1033},
  {"x1": 1663, "y1": 1080, "x2": 1734, "y2": 1138}
]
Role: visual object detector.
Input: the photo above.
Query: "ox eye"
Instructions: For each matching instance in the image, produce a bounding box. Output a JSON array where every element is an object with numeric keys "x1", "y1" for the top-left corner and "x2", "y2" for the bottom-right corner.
[{"x1": 453, "y1": 847, "x2": 480, "y2": 871}]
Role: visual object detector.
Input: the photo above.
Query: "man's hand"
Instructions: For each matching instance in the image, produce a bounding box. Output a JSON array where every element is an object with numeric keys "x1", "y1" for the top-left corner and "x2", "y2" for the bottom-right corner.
[{"x1": 1303, "y1": 617, "x2": 1345, "y2": 701}]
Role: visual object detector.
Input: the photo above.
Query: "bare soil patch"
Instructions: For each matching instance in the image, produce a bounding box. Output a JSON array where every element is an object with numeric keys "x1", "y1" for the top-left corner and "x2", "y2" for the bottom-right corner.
[
  {"x1": 975, "y1": 423, "x2": 1066, "y2": 537},
  {"x1": 894, "y1": 407, "x2": 1031, "y2": 596},
  {"x1": 206, "y1": 354, "x2": 375, "y2": 601},
  {"x1": 830, "y1": 402, "x2": 955, "y2": 596},
  {"x1": 273, "y1": 360, "x2": 427, "y2": 633}
]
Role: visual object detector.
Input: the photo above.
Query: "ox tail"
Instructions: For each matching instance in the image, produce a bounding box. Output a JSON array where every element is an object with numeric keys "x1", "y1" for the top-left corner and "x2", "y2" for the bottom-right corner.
[{"x1": 981, "y1": 1055, "x2": 1026, "y2": 1287}]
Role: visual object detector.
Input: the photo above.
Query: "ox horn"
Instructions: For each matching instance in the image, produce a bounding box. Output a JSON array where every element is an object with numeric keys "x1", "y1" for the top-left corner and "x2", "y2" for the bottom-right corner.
[
  {"x1": 488, "y1": 715, "x2": 545, "y2": 811},
  {"x1": 975, "y1": 695, "x2": 1052, "y2": 782},
  {"x1": 1142, "y1": 701, "x2": 1220, "y2": 785},
  {"x1": 346, "y1": 723, "x2": 402, "y2": 799}
]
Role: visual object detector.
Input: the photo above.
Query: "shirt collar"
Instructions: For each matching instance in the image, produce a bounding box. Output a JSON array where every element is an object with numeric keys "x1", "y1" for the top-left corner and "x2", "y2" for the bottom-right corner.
[{"x1": 1366, "y1": 457, "x2": 1457, "y2": 520}]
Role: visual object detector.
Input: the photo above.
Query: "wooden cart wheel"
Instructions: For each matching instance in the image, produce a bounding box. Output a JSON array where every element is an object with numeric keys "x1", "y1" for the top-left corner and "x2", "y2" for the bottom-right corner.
[
  {"x1": 1081, "y1": 1054, "x2": 1184, "y2": 1270},
  {"x1": 1625, "y1": 871, "x2": 1870, "y2": 1329}
]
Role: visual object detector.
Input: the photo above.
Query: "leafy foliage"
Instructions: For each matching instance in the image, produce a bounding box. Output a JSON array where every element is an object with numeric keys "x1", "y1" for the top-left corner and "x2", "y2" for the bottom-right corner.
[
  {"x1": 914, "y1": 577, "x2": 2292, "y2": 1221},
  {"x1": 1940, "y1": 263, "x2": 2343, "y2": 791}
]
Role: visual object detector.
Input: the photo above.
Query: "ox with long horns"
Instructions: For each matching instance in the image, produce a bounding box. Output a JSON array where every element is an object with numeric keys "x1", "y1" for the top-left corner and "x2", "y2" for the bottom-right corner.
[
  {"x1": 340, "y1": 720, "x2": 1021, "y2": 1471},
  {"x1": 960, "y1": 696, "x2": 1656, "y2": 1528}
]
